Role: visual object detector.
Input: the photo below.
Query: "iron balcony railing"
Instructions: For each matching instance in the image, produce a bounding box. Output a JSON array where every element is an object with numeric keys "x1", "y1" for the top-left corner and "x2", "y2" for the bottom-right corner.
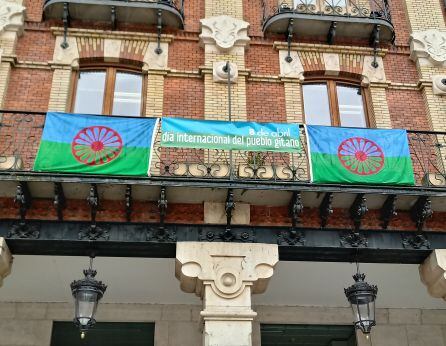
[
  {"x1": 0, "y1": 110, "x2": 445, "y2": 187},
  {"x1": 263, "y1": 0, "x2": 392, "y2": 23}
]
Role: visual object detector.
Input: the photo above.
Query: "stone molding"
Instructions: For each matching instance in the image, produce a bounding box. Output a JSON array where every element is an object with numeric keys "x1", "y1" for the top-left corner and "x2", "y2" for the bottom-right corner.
[
  {"x1": 0, "y1": 0, "x2": 25, "y2": 35},
  {"x1": 0, "y1": 237, "x2": 12, "y2": 287},
  {"x1": 432, "y1": 75, "x2": 446, "y2": 96},
  {"x1": 410, "y1": 29, "x2": 446, "y2": 67},
  {"x1": 419, "y1": 249, "x2": 446, "y2": 300},
  {"x1": 200, "y1": 15, "x2": 250, "y2": 52},
  {"x1": 176, "y1": 242, "x2": 278, "y2": 299},
  {"x1": 212, "y1": 61, "x2": 238, "y2": 83},
  {"x1": 274, "y1": 42, "x2": 388, "y2": 56}
]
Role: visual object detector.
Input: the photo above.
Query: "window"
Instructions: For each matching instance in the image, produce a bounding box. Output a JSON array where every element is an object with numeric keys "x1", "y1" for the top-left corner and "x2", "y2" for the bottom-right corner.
[
  {"x1": 303, "y1": 81, "x2": 367, "y2": 128},
  {"x1": 73, "y1": 68, "x2": 144, "y2": 117},
  {"x1": 261, "y1": 324, "x2": 356, "y2": 346},
  {"x1": 51, "y1": 322, "x2": 155, "y2": 346}
]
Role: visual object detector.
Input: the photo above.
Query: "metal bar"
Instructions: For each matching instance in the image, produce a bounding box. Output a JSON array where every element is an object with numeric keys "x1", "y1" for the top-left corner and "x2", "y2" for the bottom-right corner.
[{"x1": 2, "y1": 221, "x2": 446, "y2": 263}]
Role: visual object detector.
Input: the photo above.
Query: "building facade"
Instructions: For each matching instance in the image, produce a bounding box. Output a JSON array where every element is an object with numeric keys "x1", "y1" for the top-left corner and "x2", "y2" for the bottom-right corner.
[{"x1": 0, "y1": 0, "x2": 446, "y2": 345}]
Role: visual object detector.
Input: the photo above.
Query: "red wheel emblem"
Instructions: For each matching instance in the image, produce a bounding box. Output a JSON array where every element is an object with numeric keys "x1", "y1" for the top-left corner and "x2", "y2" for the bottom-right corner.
[
  {"x1": 338, "y1": 137, "x2": 384, "y2": 176},
  {"x1": 71, "y1": 126, "x2": 123, "y2": 166}
]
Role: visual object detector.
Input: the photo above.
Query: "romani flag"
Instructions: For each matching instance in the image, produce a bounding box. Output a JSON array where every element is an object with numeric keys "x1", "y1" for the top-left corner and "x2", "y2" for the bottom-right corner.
[
  {"x1": 306, "y1": 125, "x2": 415, "y2": 185},
  {"x1": 33, "y1": 112, "x2": 159, "y2": 176}
]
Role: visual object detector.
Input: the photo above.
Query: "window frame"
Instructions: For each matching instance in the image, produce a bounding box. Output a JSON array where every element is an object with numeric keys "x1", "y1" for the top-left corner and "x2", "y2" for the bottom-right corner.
[
  {"x1": 70, "y1": 64, "x2": 147, "y2": 116},
  {"x1": 302, "y1": 78, "x2": 371, "y2": 128}
]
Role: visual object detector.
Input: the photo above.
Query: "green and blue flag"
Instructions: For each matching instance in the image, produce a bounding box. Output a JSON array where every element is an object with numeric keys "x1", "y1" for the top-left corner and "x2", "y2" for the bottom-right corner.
[
  {"x1": 306, "y1": 125, "x2": 415, "y2": 185},
  {"x1": 33, "y1": 112, "x2": 159, "y2": 176}
]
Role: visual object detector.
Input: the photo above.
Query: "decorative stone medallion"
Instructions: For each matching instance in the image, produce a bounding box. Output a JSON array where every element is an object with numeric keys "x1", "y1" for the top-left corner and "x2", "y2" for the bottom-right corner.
[
  {"x1": 410, "y1": 29, "x2": 446, "y2": 67},
  {"x1": 213, "y1": 61, "x2": 238, "y2": 83},
  {"x1": 200, "y1": 15, "x2": 250, "y2": 52}
]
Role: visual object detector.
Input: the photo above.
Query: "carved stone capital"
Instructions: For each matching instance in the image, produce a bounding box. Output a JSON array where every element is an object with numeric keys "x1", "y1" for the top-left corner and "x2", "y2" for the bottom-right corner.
[
  {"x1": 0, "y1": 238, "x2": 12, "y2": 287},
  {"x1": 410, "y1": 30, "x2": 446, "y2": 67},
  {"x1": 419, "y1": 249, "x2": 446, "y2": 300},
  {"x1": 176, "y1": 242, "x2": 278, "y2": 299},
  {"x1": 200, "y1": 15, "x2": 250, "y2": 52},
  {"x1": 0, "y1": 0, "x2": 25, "y2": 35},
  {"x1": 432, "y1": 75, "x2": 446, "y2": 96}
]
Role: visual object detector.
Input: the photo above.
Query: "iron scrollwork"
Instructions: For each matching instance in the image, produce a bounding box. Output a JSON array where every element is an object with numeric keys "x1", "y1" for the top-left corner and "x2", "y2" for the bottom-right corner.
[
  {"x1": 402, "y1": 233, "x2": 430, "y2": 250},
  {"x1": 199, "y1": 228, "x2": 255, "y2": 243}
]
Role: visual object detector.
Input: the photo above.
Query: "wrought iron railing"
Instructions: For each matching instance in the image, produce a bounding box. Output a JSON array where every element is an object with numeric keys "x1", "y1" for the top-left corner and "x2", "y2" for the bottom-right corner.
[
  {"x1": 0, "y1": 110, "x2": 445, "y2": 186},
  {"x1": 262, "y1": 0, "x2": 392, "y2": 24},
  {"x1": 44, "y1": 0, "x2": 185, "y2": 16}
]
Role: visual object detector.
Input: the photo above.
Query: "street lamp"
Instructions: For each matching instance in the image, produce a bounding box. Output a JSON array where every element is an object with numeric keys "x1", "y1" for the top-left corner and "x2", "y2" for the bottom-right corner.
[
  {"x1": 344, "y1": 266, "x2": 378, "y2": 337},
  {"x1": 70, "y1": 256, "x2": 107, "y2": 339}
]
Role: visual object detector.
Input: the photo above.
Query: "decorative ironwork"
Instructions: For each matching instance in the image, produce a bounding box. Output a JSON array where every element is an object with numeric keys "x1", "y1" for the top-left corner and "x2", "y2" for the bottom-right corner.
[
  {"x1": 15, "y1": 182, "x2": 31, "y2": 222},
  {"x1": 380, "y1": 194, "x2": 397, "y2": 229},
  {"x1": 87, "y1": 184, "x2": 99, "y2": 224},
  {"x1": 225, "y1": 189, "x2": 235, "y2": 230},
  {"x1": 158, "y1": 186, "x2": 168, "y2": 228},
  {"x1": 146, "y1": 227, "x2": 176, "y2": 242},
  {"x1": 155, "y1": 8, "x2": 163, "y2": 54},
  {"x1": 285, "y1": 18, "x2": 294, "y2": 62},
  {"x1": 78, "y1": 224, "x2": 110, "y2": 241},
  {"x1": 410, "y1": 196, "x2": 433, "y2": 231},
  {"x1": 199, "y1": 228, "x2": 255, "y2": 243},
  {"x1": 277, "y1": 229, "x2": 305, "y2": 246},
  {"x1": 370, "y1": 24, "x2": 381, "y2": 67},
  {"x1": 54, "y1": 182, "x2": 66, "y2": 221},
  {"x1": 125, "y1": 185, "x2": 132, "y2": 222},
  {"x1": 289, "y1": 191, "x2": 304, "y2": 228},
  {"x1": 340, "y1": 230, "x2": 368, "y2": 248},
  {"x1": 319, "y1": 192, "x2": 334, "y2": 228},
  {"x1": 327, "y1": 21, "x2": 337, "y2": 45},
  {"x1": 2, "y1": 110, "x2": 446, "y2": 187},
  {"x1": 402, "y1": 233, "x2": 430, "y2": 250},
  {"x1": 350, "y1": 194, "x2": 368, "y2": 230},
  {"x1": 8, "y1": 222, "x2": 40, "y2": 239},
  {"x1": 111, "y1": 5, "x2": 117, "y2": 30},
  {"x1": 61, "y1": 2, "x2": 70, "y2": 49}
]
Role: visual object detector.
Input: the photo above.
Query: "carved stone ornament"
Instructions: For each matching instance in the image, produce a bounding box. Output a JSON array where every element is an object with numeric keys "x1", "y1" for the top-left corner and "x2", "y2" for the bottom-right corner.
[
  {"x1": 213, "y1": 61, "x2": 238, "y2": 83},
  {"x1": 432, "y1": 75, "x2": 446, "y2": 96},
  {"x1": 410, "y1": 30, "x2": 446, "y2": 67},
  {"x1": 279, "y1": 50, "x2": 304, "y2": 80},
  {"x1": 200, "y1": 15, "x2": 250, "y2": 52},
  {"x1": 0, "y1": 0, "x2": 25, "y2": 34},
  {"x1": 362, "y1": 56, "x2": 386, "y2": 86},
  {"x1": 176, "y1": 242, "x2": 278, "y2": 299},
  {"x1": 0, "y1": 237, "x2": 12, "y2": 287},
  {"x1": 143, "y1": 42, "x2": 169, "y2": 70},
  {"x1": 323, "y1": 53, "x2": 340, "y2": 76},
  {"x1": 419, "y1": 249, "x2": 446, "y2": 300}
]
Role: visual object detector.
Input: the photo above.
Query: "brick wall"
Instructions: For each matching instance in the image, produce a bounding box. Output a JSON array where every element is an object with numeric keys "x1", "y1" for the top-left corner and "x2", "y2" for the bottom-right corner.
[
  {"x1": 246, "y1": 81, "x2": 286, "y2": 122},
  {"x1": 163, "y1": 77, "x2": 204, "y2": 119},
  {"x1": 386, "y1": 89, "x2": 429, "y2": 130}
]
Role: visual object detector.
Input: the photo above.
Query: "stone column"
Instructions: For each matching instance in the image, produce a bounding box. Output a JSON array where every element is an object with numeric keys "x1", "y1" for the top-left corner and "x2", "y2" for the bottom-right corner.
[
  {"x1": 419, "y1": 249, "x2": 446, "y2": 300},
  {"x1": 176, "y1": 242, "x2": 279, "y2": 346},
  {"x1": 0, "y1": 238, "x2": 12, "y2": 287},
  {"x1": 0, "y1": 0, "x2": 26, "y2": 108}
]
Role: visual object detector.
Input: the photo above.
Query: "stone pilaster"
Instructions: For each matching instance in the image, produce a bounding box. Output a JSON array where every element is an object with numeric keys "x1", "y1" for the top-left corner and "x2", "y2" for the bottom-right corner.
[
  {"x1": 176, "y1": 242, "x2": 279, "y2": 346},
  {"x1": 419, "y1": 249, "x2": 446, "y2": 300},
  {"x1": 0, "y1": 238, "x2": 12, "y2": 287},
  {"x1": 0, "y1": 0, "x2": 26, "y2": 108}
]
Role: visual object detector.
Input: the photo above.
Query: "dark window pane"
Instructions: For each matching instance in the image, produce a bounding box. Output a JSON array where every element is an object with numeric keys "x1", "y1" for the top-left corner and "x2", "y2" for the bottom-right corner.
[
  {"x1": 112, "y1": 72, "x2": 143, "y2": 117},
  {"x1": 303, "y1": 83, "x2": 332, "y2": 126},
  {"x1": 74, "y1": 71, "x2": 106, "y2": 115},
  {"x1": 337, "y1": 84, "x2": 366, "y2": 128}
]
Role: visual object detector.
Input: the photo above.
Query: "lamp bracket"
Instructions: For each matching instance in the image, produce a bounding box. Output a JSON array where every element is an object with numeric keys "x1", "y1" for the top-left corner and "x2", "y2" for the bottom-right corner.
[
  {"x1": 319, "y1": 192, "x2": 334, "y2": 228},
  {"x1": 54, "y1": 182, "x2": 66, "y2": 221},
  {"x1": 340, "y1": 230, "x2": 368, "y2": 248},
  {"x1": 285, "y1": 18, "x2": 294, "y2": 63},
  {"x1": 155, "y1": 9, "x2": 163, "y2": 54},
  {"x1": 380, "y1": 194, "x2": 397, "y2": 229},
  {"x1": 369, "y1": 24, "x2": 381, "y2": 68}
]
